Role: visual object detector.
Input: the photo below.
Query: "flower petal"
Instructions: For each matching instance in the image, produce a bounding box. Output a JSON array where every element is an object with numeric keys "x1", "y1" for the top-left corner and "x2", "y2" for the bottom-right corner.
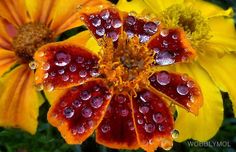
[
  {"x1": 96, "y1": 94, "x2": 138, "y2": 149},
  {"x1": 0, "y1": 65, "x2": 44, "y2": 134},
  {"x1": 206, "y1": 17, "x2": 236, "y2": 54},
  {"x1": 44, "y1": 89, "x2": 68, "y2": 105},
  {"x1": 148, "y1": 28, "x2": 197, "y2": 66},
  {"x1": 144, "y1": 0, "x2": 183, "y2": 13},
  {"x1": 149, "y1": 70, "x2": 202, "y2": 115},
  {"x1": 132, "y1": 89, "x2": 174, "y2": 151},
  {"x1": 175, "y1": 62, "x2": 223, "y2": 141},
  {"x1": 0, "y1": 0, "x2": 28, "y2": 26},
  {"x1": 0, "y1": 48, "x2": 17, "y2": 76},
  {"x1": 117, "y1": 0, "x2": 148, "y2": 14},
  {"x1": 198, "y1": 53, "x2": 236, "y2": 117},
  {"x1": 47, "y1": 80, "x2": 111, "y2": 144},
  {"x1": 34, "y1": 39, "x2": 100, "y2": 90}
]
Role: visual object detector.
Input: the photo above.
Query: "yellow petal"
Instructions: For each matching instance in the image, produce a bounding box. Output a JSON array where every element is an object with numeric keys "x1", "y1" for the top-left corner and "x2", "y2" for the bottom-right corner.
[
  {"x1": 64, "y1": 30, "x2": 91, "y2": 45},
  {"x1": 0, "y1": 65, "x2": 44, "y2": 134},
  {"x1": 85, "y1": 37, "x2": 101, "y2": 54},
  {"x1": 117, "y1": 0, "x2": 148, "y2": 14},
  {"x1": 0, "y1": 18, "x2": 15, "y2": 50},
  {"x1": 143, "y1": 0, "x2": 183, "y2": 14},
  {"x1": 0, "y1": 0, "x2": 28, "y2": 26},
  {"x1": 44, "y1": 89, "x2": 68, "y2": 105},
  {"x1": 187, "y1": 0, "x2": 233, "y2": 18},
  {"x1": 198, "y1": 53, "x2": 236, "y2": 117},
  {"x1": 175, "y1": 62, "x2": 223, "y2": 141},
  {"x1": 0, "y1": 48, "x2": 17, "y2": 76}
]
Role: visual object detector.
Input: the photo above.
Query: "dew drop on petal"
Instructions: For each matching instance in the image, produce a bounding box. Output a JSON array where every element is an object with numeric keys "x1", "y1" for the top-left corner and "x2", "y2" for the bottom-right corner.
[
  {"x1": 137, "y1": 119, "x2": 144, "y2": 125},
  {"x1": 139, "y1": 106, "x2": 149, "y2": 114},
  {"x1": 144, "y1": 123, "x2": 155, "y2": 133},
  {"x1": 100, "y1": 9, "x2": 110, "y2": 20},
  {"x1": 158, "y1": 124, "x2": 165, "y2": 132},
  {"x1": 139, "y1": 34, "x2": 150, "y2": 43},
  {"x1": 80, "y1": 90, "x2": 91, "y2": 100},
  {"x1": 155, "y1": 51, "x2": 175, "y2": 65},
  {"x1": 76, "y1": 56, "x2": 84, "y2": 63},
  {"x1": 187, "y1": 81, "x2": 194, "y2": 88},
  {"x1": 111, "y1": 19, "x2": 122, "y2": 28},
  {"x1": 62, "y1": 74, "x2": 69, "y2": 81},
  {"x1": 120, "y1": 109, "x2": 129, "y2": 117},
  {"x1": 153, "y1": 112, "x2": 164, "y2": 123},
  {"x1": 126, "y1": 15, "x2": 136, "y2": 25},
  {"x1": 90, "y1": 96, "x2": 103, "y2": 109},
  {"x1": 35, "y1": 83, "x2": 43, "y2": 91},
  {"x1": 171, "y1": 129, "x2": 179, "y2": 139},
  {"x1": 45, "y1": 83, "x2": 54, "y2": 92},
  {"x1": 143, "y1": 22, "x2": 157, "y2": 35},
  {"x1": 82, "y1": 107, "x2": 93, "y2": 118},
  {"x1": 107, "y1": 31, "x2": 119, "y2": 42},
  {"x1": 58, "y1": 69, "x2": 65, "y2": 75},
  {"x1": 160, "y1": 29, "x2": 169, "y2": 37},
  {"x1": 77, "y1": 125, "x2": 85, "y2": 134},
  {"x1": 177, "y1": 85, "x2": 189, "y2": 95},
  {"x1": 172, "y1": 34, "x2": 178, "y2": 40},
  {"x1": 126, "y1": 30, "x2": 134, "y2": 39},
  {"x1": 156, "y1": 71, "x2": 170, "y2": 86},
  {"x1": 69, "y1": 64, "x2": 77, "y2": 72},
  {"x1": 90, "y1": 68, "x2": 99, "y2": 77},
  {"x1": 72, "y1": 99, "x2": 82, "y2": 108},
  {"x1": 101, "y1": 124, "x2": 111, "y2": 133},
  {"x1": 55, "y1": 51, "x2": 71, "y2": 67},
  {"x1": 63, "y1": 107, "x2": 75, "y2": 118},
  {"x1": 29, "y1": 61, "x2": 37, "y2": 70},
  {"x1": 91, "y1": 17, "x2": 101, "y2": 27},
  {"x1": 42, "y1": 63, "x2": 50, "y2": 71},
  {"x1": 79, "y1": 70, "x2": 87, "y2": 78},
  {"x1": 96, "y1": 26, "x2": 105, "y2": 37}
]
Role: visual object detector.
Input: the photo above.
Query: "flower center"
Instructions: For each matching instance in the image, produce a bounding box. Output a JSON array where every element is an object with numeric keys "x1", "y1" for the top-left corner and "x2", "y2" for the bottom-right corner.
[
  {"x1": 99, "y1": 34, "x2": 154, "y2": 94},
  {"x1": 13, "y1": 22, "x2": 53, "y2": 62},
  {"x1": 160, "y1": 4, "x2": 211, "y2": 47}
]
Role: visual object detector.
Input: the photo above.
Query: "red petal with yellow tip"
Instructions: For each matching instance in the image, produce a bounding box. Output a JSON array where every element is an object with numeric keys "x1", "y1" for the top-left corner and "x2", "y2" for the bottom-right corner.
[
  {"x1": 48, "y1": 80, "x2": 111, "y2": 144},
  {"x1": 34, "y1": 43, "x2": 100, "y2": 90},
  {"x1": 132, "y1": 89, "x2": 174, "y2": 151},
  {"x1": 96, "y1": 94, "x2": 138, "y2": 149},
  {"x1": 148, "y1": 28, "x2": 196, "y2": 65},
  {"x1": 149, "y1": 71, "x2": 203, "y2": 115},
  {"x1": 81, "y1": 7, "x2": 122, "y2": 43}
]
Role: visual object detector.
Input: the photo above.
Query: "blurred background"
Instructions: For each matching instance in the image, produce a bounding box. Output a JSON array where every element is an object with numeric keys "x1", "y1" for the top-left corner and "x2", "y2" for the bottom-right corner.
[{"x1": 0, "y1": 0, "x2": 236, "y2": 152}]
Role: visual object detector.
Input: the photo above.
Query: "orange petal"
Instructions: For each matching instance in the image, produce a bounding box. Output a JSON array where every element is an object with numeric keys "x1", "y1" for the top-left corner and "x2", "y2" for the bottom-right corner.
[
  {"x1": 0, "y1": 0, "x2": 28, "y2": 26},
  {"x1": 47, "y1": 80, "x2": 111, "y2": 144},
  {"x1": 44, "y1": 89, "x2": 69, "y2": 105},
  {"x1": 34, "y1": 40, "x2": 100, "y2": 90},
  {"x1": 96, "y1": 94, "x2": 139, "y2": 149},
  {"x1": 148, "y1": 28, "x2": 197, "y2": 65},
  {"x1": 0, "y1": 64, "x2": 44, "y2": 134},
  {"x1": 132, "y1": 89, "x2": 174, "y2": 151},
  {"x1": 0, "y1": 48, "x2": 17, "y2": 76},
  {"x1": 149, "y1": 71, "x2": 203, "y2": 115}
]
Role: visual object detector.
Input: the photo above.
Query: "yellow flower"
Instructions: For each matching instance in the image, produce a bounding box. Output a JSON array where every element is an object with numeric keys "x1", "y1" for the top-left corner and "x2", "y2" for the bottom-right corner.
[
  {"x1": 0, "y1": 0, "x2": 109, "y2": 134},
  {"x1": 116, "y1": 0, "x2": 236, "y2": 142}
]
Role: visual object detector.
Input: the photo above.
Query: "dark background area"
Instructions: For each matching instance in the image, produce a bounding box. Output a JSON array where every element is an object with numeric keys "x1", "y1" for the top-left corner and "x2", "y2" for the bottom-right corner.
[{"x1": 0, "y1": 0, "x2": 236, "y2": 152}]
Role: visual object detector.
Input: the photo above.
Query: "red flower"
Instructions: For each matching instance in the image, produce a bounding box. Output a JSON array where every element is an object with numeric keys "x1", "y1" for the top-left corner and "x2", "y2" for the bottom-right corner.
[{"x1": 34, "y1": 6, "x2": 203, "y2": 151}]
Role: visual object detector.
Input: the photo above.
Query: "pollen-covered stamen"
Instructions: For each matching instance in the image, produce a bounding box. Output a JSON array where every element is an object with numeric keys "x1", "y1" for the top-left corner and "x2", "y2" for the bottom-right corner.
[
  {"x1": 149, "y1": 71, "x2": 203, "y2": 115},
  {"x1": 99, "y1": 34, "x2": 154, "y2": 93},
  {"x1": 13, "y1": 22, "x2": 53, "y2": 62}
]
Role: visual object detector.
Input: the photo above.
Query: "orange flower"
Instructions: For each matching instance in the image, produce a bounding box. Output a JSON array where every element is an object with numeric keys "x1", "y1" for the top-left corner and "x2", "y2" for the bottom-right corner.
[
  {"x1": 0, "y1": 0, "x2": 109, "y2": 134},
  {"x1": 34, "y1": 6, "x2": 203, "y2": 151}
]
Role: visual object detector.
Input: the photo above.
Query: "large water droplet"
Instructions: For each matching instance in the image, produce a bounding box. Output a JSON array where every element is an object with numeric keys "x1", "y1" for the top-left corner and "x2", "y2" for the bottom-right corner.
[
  {"x1": 55, "y1": 51, "x2": 71, "y2": 67},
  {"x1": 187, "y1": 81, "x2": 194, "y2": 88},
  {"x1": 96, "y1": 27, "x2": 105, "y2": 37},
  {"x1": 72, "y1": 99, "x2": 82, "y2": 108},
  {"x1": 126, "y1": 15, "x2": 136, "y2": 25},
  {"x1": 143, "y1": 22, "x2": 157, "y2": 35},
  {"x1": 82, "y1": 107, "x2": 92, "y2": 118},
  {"x1": 80, "y1": 90, "x2": 91, "y2": 100},
  {"x1": 139, "y1": 106, "x2": 149, "y2": 114},
  {"x1": 156, "y1": 71, "x2": 170, "y2": 85},
  {"x1": 111, "y1": 19, "x2": 122, "y2": 28},
  {"x1": 29, "y1": 61, "x2": 37, "y2": 70},
  {"x1": 126, "y1": 30, "x2": 134, "y2": 39},
  {"x1": 100, "y1": 9, "x2": 110, "y2": 20},
  {"x1": 171, "y1": 129, "x2": 179, "y2": 139},
  {"x1": 62, "y1": 74, "x2": 69, "y2": 81},
  {"x1": 107, "y1": 31, "x2": 119, "y2": 42},
  {"x1": 91, "y1": 16, "x2": 101, "y2": 27},
  {"x1": 137, "y1": 119, "x2": 144, "y2": 125},
  {"x1": 160, "y1": 29, "x2": 169, "y2": 37},
  {"x1": 69, "y1": 64, "x2": 77, "y2": 72},
  {"x1": 77, "y1": 125, "x2": 85, "y2": 134},
  {"x1": 153, "y1": 112, "x2": 164, "y2": 123},
  {"x1": 139, "y1": 34, "x2": 150, "y2": 43},
  {"x1": 90, "y1": 68, "x2": 99, "y2": 77},
  {"x1": 42, "y1": 63, "x2": 50, "y2": 71},
  {"x1": 101, "y1": 124, "x2": 111, "y2": 133},
  {"x1": 79, "y1": 70, "x2": 87, "y2": 78},
  {"x1": 63, "y1": 107, "x2": 75, "y2": 118},
  {"x1": 155, "y1": 51, "x2": 175, "y2": 65},
  {"x1": 144, "y1": 123, "x2": 155, "y2": 133},
  {"x1": 177, "y1": 85, "x2": 189, "y2": 95},
  {"x1": 90, "y1": 96, "x2": 103, "y2": 109}
]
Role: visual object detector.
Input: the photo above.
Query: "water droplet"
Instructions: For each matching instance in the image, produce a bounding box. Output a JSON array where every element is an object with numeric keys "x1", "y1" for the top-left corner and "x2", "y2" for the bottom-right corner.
[
  {"x1": 156, "y1": 71, "x2": 170, "y2": 85},
  {"x1": 177, "y1": 85, "x2": 189, "y2": 95},
  {"x1": 45, "y1": 83, "x2": 54, "y2": 92},
  {"x1": 42, "y1": 63, "x2": 50, "y2": 71},
  {"x1": 144, "y1": 123, "x2": 155, "y2": 133},
  {"x1": 126, "y1": 15, "x2": 136, "y2": 25},
  {"x1": 72, "y1": 99, "x2": 82, "y2": 108},
  {"x1": 80, "y1": 90, "x2": 91, "y2": 100},
  {"x1": 69, "y1": 64, "x2": 77, "y2": 72},
  {"x1": 77, "y1": 125, "x2": 85, "y2": 134},
  {"x1": 158, "y1": 124, "x2": 165, "y2": 132},
  {"x1": 120, "y1": 109, "x2": 129, "y2": 117},
  {"x1": 93, "y1": 85, "x2": 100, "y2": 92},
  {"x1": 128, "y1": 11, "x2": 137, "y2": 16},
  {"x1": 50, "y1": 71, "x2": 56, "y2": 77},
  {"x1": 96, "y1": 26, "x2": 105, "y2": 37},
  {"x1": 101, "y1": 124, "x2": 111, "y2": 133},
  {"x1": 172, "y1": 34, "x2": 178, "y2": 40},
  {"x1": 139, "y1": 34, "x2": 150, "y2": 43},
  {"x1": 160, "y1": 29, "x2": 169, "y2": 37},
  {"x1": 76, "y1": 56, "x2": 84, "y2": 63},
  {"x1": 126, "y1": 30, "x2": 134, "y2": 38},
  {"x1": 29, "y1": 61, "x2": 37, "y2": 70},
  {"x1": 79, "y1": 70, "x2": 87, "y2": 78},
  {"x1": 58, "y1": 69, "x2": 65, "y2": 75},
  {"x1": 128, "y1": 121, "x2": 135, "y2": 131},
  {"x1": 140, "y1": 92, "x2": 150, "y2": 103},
  {"x1": 155, "y1": 51, "x2": 175, "y2": 65},
  {"x1": 35, "y1": 83, "x2": 43, "y2": 91},
  {"x1": 100, "y1": 9, "x2": 110, "y2": 20},
  {"x1": 181, "y1": 74, "x2": 188, "y2": 81},
  {"x1": 82, "y1": 107, "x2": 93, "y2": 118},
  {"x1": 162, "y1": 40, "x2": 168, "y2": 46},
  {"x1": 107, "y1": 31, "x2": 119, "y2": 42},
  {"x1": 55, "y1": 51, "x2": 71, "y2": 67},
  {"x1": 187, "y1": 81, "x2": 194, "y2": 88},
  {"x1": 90, "y1": 96, "x2": 103, "y2": 109},
  {"x1": 80, "y1": 16, "x2": 85, "y2": 20},
  {"x1": 87, "y1": 120, "x2": 94, "y2": 128},
  {"x1": 163, "y1": 145, "x2": 173, "y2": 151},
  {"x1": 111, "y1": 19, "x2": 122, "y2": 28},
  {"x1": 91, "y1": 16, "x2": 101, "y2": 27},
  {"x1": 139, "y1": 106, "x2": 149, "y2": 114},
  {"x1": 171, "y1": 129, "x2": 179, "y2": 139},
  {"x1": 116, "y1": 94, "x2": 127, "y2": 103},
  {"x1": 90, "y1": 68, "x2": 99, "y2": 77},
  {"x1": 63, "y1": 107, "x2": 75, "y2": 118},
  {"x1": 62, "y1": 74, "x2": 69, "y2": 81},
  {"x1": 143, "y1": 22, "x2": 157, "y2": 35},
  {"x1": 153, "y1": 112, "x2": 164, "y2": 123},
  {"x1": 137, "y1": 119, "x2": 144, "y2": 124},
  {"x1": 44, "y1": 73, "x2": 49, "y2": 79}
]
